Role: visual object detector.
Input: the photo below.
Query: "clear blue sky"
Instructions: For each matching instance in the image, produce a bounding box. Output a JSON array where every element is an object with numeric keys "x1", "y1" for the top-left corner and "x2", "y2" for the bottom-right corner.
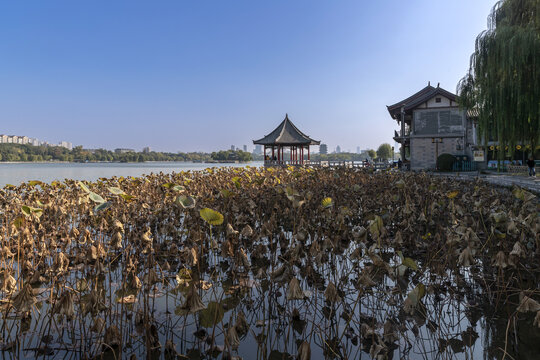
[{"x1": 0, "y1": 0, "x2": 495, "y2": 153}]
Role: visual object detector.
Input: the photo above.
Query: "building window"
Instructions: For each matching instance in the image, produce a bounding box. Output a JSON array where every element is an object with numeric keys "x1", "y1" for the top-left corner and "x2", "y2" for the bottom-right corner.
[{"x1": 435, "y1": 97, "x2": 441, "y2": 103}]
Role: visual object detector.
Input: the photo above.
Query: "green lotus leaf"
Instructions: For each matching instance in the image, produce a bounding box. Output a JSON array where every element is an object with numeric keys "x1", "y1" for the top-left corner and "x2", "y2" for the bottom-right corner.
[
  {"x1": 199, "y1": 301, "x2": 224, "y2": 328},
  {"x1": 402, "y1": 257, "x2": 418, "y2": 271},
  {"x1": 232, "y1": 177, "x2": 242, "y2": 189},
  {"x1": 21, "y1": 205, "x2": 32, "y2": 217},
  {"x1": 94, "y1": 201, "x2": 112, "y2": 213},
  {"x1": 406, "y1": 283, "x2": 425, "y2": 307},
  {"x1": 120, "y1": 194, "x2": 136, "y2": 201},
  {"x1": 176, "y1": 195, "x2": 196, "y2": 209},
  {"x1": 21, "y1": 205, "x2": 43, "y2": 218},
  {"x1": 89, "y1": 192, "x2": 106, "y2": 204},
  {"x1": 172, "y1": 185, "x2": 185, "y2": 192},
  {"x1": 108, "y1": 187, "x2": 125, "y2": 195},
  {"x1": 27, "y1": 180, "x2": 43, "y2": 187},
  {"x1": 78, "y1": 181, "x2": 91, "y2": 193},
  {"x1": 200, "y1": 208, "x2": 224, "y2": 226},
  {"x1": 220, "y1": 189, "x2": 235, "y2": 198}
]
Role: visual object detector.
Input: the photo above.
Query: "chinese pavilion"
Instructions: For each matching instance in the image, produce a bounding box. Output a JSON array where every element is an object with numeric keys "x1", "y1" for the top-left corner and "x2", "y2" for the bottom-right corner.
[{"x1": 253, "y1": 114, "x2": 320, "y2": 166}]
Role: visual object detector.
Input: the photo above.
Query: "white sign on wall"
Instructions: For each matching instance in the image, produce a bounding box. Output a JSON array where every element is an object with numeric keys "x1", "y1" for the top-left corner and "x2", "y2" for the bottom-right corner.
[{"x1": 473, "y1": 150, "x2": 485, "y2": 162}]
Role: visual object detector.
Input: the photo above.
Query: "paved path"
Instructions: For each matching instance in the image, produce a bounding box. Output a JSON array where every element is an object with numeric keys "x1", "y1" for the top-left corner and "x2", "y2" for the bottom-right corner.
[{"x1": 430, "y1": 171, "x2": 540, "y2": 194}]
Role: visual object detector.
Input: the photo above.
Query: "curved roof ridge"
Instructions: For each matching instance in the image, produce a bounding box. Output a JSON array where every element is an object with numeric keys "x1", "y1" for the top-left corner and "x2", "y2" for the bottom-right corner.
[{"x1": 253, "y1": 114, "x2": 320, "y2": 145}]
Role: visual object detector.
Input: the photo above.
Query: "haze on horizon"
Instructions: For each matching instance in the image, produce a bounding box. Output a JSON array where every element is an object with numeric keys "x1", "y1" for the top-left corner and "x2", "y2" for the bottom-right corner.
[{"x1": 0, "y1": 0, "x2": 495, "y2": 153}]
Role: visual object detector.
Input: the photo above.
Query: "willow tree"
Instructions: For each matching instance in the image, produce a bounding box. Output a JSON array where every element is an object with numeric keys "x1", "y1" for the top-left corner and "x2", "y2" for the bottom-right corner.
[{"x1": 457, "y1": 0, "x2": 540, "y2": 160}]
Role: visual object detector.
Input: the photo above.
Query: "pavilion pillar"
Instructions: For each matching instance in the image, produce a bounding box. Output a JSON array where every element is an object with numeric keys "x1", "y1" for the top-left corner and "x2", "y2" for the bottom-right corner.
[
  {"x1": 272, "y1": 146, "x2": 275, "y2": 160},
  {"x1": 308, "y1": 147, "x2": 310, "y2": 161},
  {"x1": 291, "y1": 147, "x2": 293, "y2": 164}
]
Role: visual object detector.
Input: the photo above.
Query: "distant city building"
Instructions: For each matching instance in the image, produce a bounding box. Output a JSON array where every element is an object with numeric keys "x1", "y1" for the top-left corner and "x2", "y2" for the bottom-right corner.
[
  {"x1": 231, "y1": 145, "x2": 235, "y2": 151},
  {"x1": 115, "y1": 148, "x2": 135, "y2": 154},
  {"x1": 142, "y1": 147, "x2": 151, "y2": 153},
  {"x1": 0, "y1": 135, "x2": 28, "y2": 144},
  {"x1": 319, "y1": 144, "x2": 328, "y2": 154},
  {"x1": 58, "y1": 141, "x2": 73, "y2": 150},
  {"x1": 336, "y1": 145, "x2": 341, "y2": 153},
  {"x1": 253, "y1": 144, "x2": 263, "y2": 155},
  {"x1": 0, "y1": 134, "x2": 73, "y2": 150},
  {"x1": 243, "y1": 145, "x2": 247, "y2": 152},
  {"x1": 356, "y1": 146, "x2": 361, "y2": 154},
  {"x1": 0, "y1": 135, "x2": 33, "y2": 145}
]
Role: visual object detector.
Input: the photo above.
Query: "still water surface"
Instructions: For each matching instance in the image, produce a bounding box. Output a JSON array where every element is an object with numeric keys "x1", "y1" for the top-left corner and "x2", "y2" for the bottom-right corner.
[{"x1": 0, "y1": 161, "x2": 264, "y2": 187}]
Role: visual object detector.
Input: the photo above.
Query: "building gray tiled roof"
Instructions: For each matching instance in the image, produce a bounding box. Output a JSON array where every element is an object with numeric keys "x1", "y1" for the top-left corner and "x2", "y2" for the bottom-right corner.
[
  {"x1": 253, "y1": 114, "x2": 320, "y2": 146},
  {"x1": 387, "y1": 84, "x2": 458, "y2": 119}
]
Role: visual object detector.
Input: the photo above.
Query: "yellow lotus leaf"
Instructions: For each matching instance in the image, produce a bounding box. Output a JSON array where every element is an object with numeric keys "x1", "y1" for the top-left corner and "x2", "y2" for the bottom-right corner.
[
  {"x1": 446, "y1": 191, "x2": 459, "y2": 199},
  {"x1": 321, "y1": 197, "x2": 333, "y2": 209}
]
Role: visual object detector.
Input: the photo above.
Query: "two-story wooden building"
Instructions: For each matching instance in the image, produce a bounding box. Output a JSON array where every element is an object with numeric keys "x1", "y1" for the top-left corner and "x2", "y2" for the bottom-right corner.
[{"x1": 388, "y1": 83, "x2": 476, "y2": 170}]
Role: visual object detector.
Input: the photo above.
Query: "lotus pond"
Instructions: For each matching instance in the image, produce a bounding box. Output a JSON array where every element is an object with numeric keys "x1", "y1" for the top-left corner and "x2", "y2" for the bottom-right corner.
[{"x1": 0, "y1": 167, "x2": 538, "y2": 359}]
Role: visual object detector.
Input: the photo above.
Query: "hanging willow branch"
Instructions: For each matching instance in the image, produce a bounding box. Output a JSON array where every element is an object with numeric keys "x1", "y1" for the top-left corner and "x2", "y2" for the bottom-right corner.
[{"x1": 457, "y1": 0, "x2": 540, "y2": 160}]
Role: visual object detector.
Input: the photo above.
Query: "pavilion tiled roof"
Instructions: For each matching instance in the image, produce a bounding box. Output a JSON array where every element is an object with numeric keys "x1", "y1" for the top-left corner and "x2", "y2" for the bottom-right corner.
[
  {"x1": 387, "y1": 84, "x2": 457, "y2": 119},
  {"x1": 253, "y1": 114, "x2": 320, "y2": 146}
]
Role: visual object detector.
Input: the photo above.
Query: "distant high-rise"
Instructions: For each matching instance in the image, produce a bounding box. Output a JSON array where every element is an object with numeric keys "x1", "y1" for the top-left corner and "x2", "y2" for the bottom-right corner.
[
  {"x1": 319, "y1": 144, "x2": 328, "y2": 154},
  {"x1": 253, "y1": 144, "x2": 263, "y2": 155},
  {"x1": 59, "y1": 141, "x2": 73, "y2": 150},
  {"x1": 243, "y1": 145, "x2": 247, "y2": 152},
  {"x1": 231, "y1": 145, "x2": 235, "y2": 151},
  {"x1": 142, "y1": 147, "x2": 151, "y2": 153},
  {"x1": 356, "y1": 146, "x2": 360, "y2": 154},
  {"x1": 336, "y1": 145, "x2": 341, "y2": 153}
]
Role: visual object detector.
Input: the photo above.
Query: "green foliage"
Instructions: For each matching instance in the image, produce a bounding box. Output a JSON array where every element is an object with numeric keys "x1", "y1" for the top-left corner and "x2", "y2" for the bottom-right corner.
[
  {"x1": 210, "y1": 150, "x2": 252, "y2": 162},
  {"x1": 376, "y1": 143, "x2": 393, "y2": 160},
  {"x1": 437, "y1": 153, "x2": 456, "y2": 171},
  {"x1": 199, "y1": 302, "x2": 224, "y2": 328},
  {"x1": 367, "y1": 149, "x2": 377, "y2": 159},
  {"x1": 457, "y1": 0, "x2": 540, "y2": 159},
  {"x1": 0, "y1": 143, "x2": 251, "y2": 163}
]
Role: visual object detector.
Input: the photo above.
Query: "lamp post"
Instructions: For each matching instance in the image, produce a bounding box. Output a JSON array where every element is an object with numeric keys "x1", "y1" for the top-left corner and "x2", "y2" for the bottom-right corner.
[{"x1": 432, "y1": 137, "x2": 443, "y2": 170}]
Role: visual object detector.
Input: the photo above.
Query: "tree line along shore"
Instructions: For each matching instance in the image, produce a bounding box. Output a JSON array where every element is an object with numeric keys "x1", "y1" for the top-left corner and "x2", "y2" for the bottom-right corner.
[
  {"x1": 0, "y1": 144, "x2": 253, "y2": 163},
  {"x1": 0, "y1": 143, "x2": 397, "y2": 163}
]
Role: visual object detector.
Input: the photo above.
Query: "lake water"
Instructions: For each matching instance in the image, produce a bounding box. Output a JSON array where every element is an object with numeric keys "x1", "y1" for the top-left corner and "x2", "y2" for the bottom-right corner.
[{"x1": 0, "y1": 161, "x2": 264, "y2": 187}]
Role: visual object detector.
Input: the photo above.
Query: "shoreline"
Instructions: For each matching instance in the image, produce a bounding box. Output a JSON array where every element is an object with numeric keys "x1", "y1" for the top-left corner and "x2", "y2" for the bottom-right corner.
[{"x1": 0, "y1": 160, "x2": 255, "y2": 165}]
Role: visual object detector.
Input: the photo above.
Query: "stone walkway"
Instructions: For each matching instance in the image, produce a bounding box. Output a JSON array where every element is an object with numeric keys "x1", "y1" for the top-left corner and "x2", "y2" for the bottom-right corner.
[{"x1": 430, "y1": 171, "x2": 540, "y2": 194}]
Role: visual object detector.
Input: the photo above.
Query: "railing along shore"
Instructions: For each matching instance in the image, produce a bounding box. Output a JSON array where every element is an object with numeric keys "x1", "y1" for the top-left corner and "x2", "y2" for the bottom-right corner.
[{"x1": 263, "y1": 159, "x2": 391, "y2": 169}]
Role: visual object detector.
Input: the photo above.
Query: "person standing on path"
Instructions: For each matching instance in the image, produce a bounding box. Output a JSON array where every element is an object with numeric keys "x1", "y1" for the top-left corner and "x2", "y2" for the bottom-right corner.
[{"x1": 527, "y1": 156, "x2": 536, "y2": 177}]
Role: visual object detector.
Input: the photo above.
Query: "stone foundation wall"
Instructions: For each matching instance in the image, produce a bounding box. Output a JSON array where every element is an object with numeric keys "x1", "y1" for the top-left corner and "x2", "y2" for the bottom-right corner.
[{"x1": 410, "y1": 137, "x2": 463, "y2": 170}]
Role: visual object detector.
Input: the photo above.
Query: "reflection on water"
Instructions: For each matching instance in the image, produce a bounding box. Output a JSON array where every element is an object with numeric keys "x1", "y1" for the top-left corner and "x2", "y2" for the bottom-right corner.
[{"x1": 0, "y1": 161, "x2": 263, "y2": 187}]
